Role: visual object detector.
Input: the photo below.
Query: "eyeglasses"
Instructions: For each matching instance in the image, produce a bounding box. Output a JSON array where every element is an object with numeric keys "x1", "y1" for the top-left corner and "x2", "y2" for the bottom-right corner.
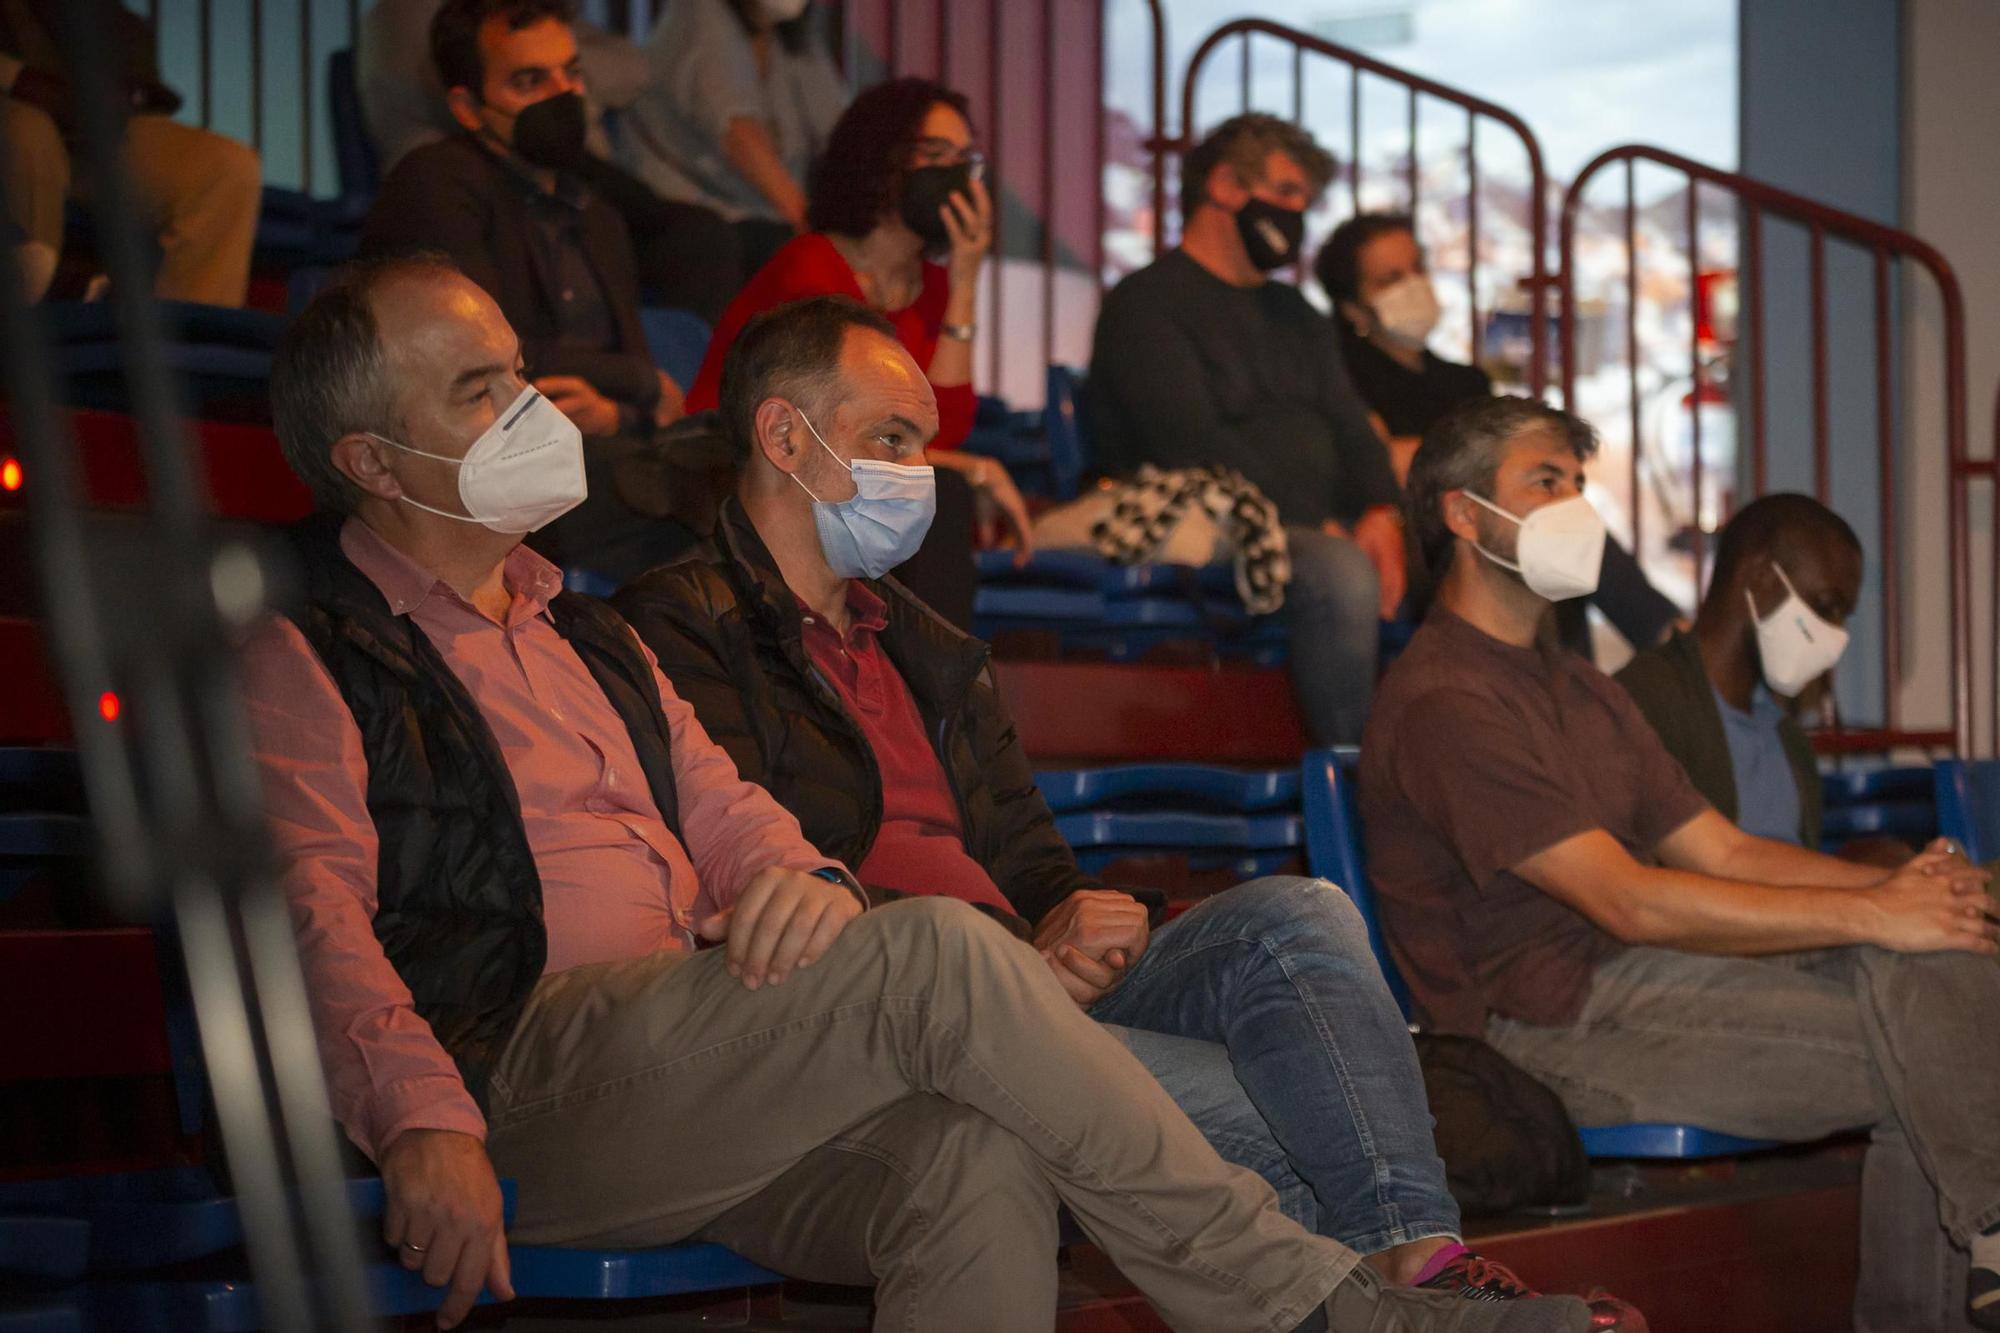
[{"x1": 910, "y1": 140, "x2": 984, "y2": 171}]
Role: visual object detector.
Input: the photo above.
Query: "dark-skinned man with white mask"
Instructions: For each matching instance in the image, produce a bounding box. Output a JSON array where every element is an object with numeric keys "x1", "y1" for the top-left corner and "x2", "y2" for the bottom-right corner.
[
  {"x1": 1091, "y1": 114, "x2": 1406, "y2": 747},
  {"x1": 1615, "y1": 493, "x2": 1862, "y2": 854},
  {"x1": 1361, "y1": 395, "x2": 2000, "y2": 1333},
  {"x1": 243, "y1": 256, "x2": 1600, "y2": 1333}
]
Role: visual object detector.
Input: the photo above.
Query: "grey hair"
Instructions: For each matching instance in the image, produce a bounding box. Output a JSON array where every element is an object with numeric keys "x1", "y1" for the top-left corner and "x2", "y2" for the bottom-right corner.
[
  {"x1": 1405, "y1": 396, "x2": 1599, "y2": 579},
  {"x1": 270, "y1": 254, "x2": 463, "y2": 514},
  {"x1": 1179, "y1": 113, "x2": 1338, "y2": 222}
]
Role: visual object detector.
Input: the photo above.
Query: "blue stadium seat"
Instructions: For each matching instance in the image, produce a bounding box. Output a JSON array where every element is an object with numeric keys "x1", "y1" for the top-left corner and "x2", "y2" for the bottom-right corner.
[
  {"x1": 1818, "y1": 764, "x2": 1937, "y2": 851},
  {"x1": 0, "y1": 1215, "x2": 89, "y2": 1283},
  {"x1": 0, "y1": 813, "x2": 90, "y2": 902},
  {"x1": 1034, "y1": 761, "x2": 1305, "y2": 882},
  {"x1": 1295, "y1": 748, "x2": 1781, "y2": 1159},
  {"x1": 0, "y1": 1300, "x2": 81, "y2": 1333},
  {"x1": 1035, "y1": 764, "x2": 1299, "y2": 814},
  {"x1": 0, "y1": 924, "x2": 782, "y2": 1324},
  {"x1": 328, "y1": 49, "x2": 383, "y2": 209},
  {"x1": 37, "y1": 303, "x2": 283, "y2": 420},
  {"x1": 1043, "y1": 365, "x2": 1089, "y2": 500},
  {"x1": 1935, "y1": 758, "x2": 2000, "y2": 862},
  {"x1": 70, "y1": 1177, "x2": 779, "y2": 1330},
  {"x1": 639, "y1": 306, "x2": 714, "y2": 388},
  {"x1": 248, "y1": 49, "x2": 376, "y2": 272},
  {"x1": 285, "y1": 266, "x2": 335, "y2": 314},
  {"x1": 1572, "y1": 1123, "x2": 1781, "y2": 1159},
  {"x1": 0, "y1": 748, "x2": 82, "y2": 810},
  {"x1": 1297, "y1": 747, "x2": 1411, "y2": 1018}
]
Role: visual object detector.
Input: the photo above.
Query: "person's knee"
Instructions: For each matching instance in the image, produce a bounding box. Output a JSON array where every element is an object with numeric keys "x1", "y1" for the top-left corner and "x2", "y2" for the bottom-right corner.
[
  {"x1": 1, "y1": 101, "x2": 70, "y2": 221},
  {"x1": 859, "y1": 896, "x2": 1006, "y2": 959},
  {"x1": 1286, "y1": 529, "x2": 1379, "y2": 624},
  {"x1": 1211, "y1": 876, "x2": 1373, "y2": 952},
  {"x1": 204, "y1": 132, "x2": 264, "y2": 206},
  {"x1": 2, "y1": 100, "x2": 65, "y2": 168},
  {"x1": 146, "y1": 124, "x2": 261, "y2": 214}
]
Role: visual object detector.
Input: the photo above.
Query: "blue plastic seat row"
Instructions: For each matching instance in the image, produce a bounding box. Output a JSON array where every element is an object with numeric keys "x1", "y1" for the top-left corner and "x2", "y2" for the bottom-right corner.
[
  {"x1": 1935, "y1": 758, "x2": 2000, "y2": 861},
  {"x1": 1818, "y1": 763, "x2": 1938, "y2": 850},
  {"x1": 974, "y1": 548, "x2": 1239, "y2": 598},
  {"x1": 1034, "y1": 750, "x2": 1793, "y2": 1161}
]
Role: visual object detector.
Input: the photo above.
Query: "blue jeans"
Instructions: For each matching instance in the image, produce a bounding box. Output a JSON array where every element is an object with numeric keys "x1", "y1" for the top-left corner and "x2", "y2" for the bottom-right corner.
[
  {"x1": 1282, "y1": 526, "x2": 1381, "y2": 746},
  {"x1": 1090, "y1": 876, "x2": 1459, "y2": 1255}
]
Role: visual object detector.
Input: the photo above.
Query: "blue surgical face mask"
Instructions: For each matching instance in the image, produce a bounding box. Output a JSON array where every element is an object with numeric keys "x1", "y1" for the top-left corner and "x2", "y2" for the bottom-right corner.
[{"x1": 790, "y1": 409, "x2": 936, "y2": 579}]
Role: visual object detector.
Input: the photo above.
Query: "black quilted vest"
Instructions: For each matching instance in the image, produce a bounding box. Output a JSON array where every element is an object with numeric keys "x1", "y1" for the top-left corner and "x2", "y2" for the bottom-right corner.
[{"x1": 282, "y1": 515, "x2": 681, "y2": 1107}]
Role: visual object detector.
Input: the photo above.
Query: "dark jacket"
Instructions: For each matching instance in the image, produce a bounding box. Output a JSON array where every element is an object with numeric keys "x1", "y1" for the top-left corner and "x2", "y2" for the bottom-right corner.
[
  {"x1": 359, "y1": 133, "x2": 659, "y2": 415},
  {"x1": 1614, "y1": 629, "x2": 1821, "y2": 848},
  {"x1": 615, "y1": 498, "x2": 1092, "y2": 934},
  {"x1": 283, "y1": 515, "x2": 683, "y2": 1106}
]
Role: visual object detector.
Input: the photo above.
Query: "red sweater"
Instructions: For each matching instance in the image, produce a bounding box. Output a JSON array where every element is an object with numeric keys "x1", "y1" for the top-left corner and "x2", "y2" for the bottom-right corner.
[{"x1": 687, "y1": 233, "x2": 975, "y2": 450}]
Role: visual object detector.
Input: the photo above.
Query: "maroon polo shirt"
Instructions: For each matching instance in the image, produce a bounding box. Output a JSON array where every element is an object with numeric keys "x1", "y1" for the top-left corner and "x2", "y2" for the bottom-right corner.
[{"x1": 798, "y1": 583, "x2": 1016, "y2": 916}]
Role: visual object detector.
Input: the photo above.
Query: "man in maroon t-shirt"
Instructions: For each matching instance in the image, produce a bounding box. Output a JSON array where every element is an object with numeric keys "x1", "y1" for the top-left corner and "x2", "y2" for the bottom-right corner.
[
  {"x1": 621, "y1": 295, "x2": 1652, "y2": 1325},
  {"x1": 1361, "y1": 394, "x2": 2000, "y2": 1330}
]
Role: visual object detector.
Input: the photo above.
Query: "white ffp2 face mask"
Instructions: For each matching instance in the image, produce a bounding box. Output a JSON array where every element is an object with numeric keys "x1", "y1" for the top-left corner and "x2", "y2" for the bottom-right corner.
[
  {"x1": 370, "y1": 386, "x2": 587, "y2": 535},
  {"x1": 1464, "y1": 490, "x2": 1607, "y2": 602},
  {"x1": 1372, "y1": 273, "x2": 1441, "y2": 350},
  {"x1": 1749, "y1": 562, "x2": 1849, "y2": 696},
  {"x1": 790, "y1": 410, "x2": 937, "y2": 580}
]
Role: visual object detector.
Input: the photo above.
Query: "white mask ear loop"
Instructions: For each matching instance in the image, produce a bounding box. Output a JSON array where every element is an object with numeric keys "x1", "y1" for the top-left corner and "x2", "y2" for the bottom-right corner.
[
  {"x1": 788, "y1": 409, "x2": 850, "y2": 504},
  {"x1": 365, "y1": 431, "x2": 482, "y2": 524},
  {"x1": 1461, "y1": 489, "x2": 1525, "y2": 573},
  {"x1": 1769, "y1": 560, "x2": 1802, "y2": 608}
]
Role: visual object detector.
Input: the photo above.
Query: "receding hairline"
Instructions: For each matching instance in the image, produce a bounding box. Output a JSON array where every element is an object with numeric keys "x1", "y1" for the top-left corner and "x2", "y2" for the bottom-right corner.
[{"x1": 364, "y1": 265, "x2": 513, "y2": 372}]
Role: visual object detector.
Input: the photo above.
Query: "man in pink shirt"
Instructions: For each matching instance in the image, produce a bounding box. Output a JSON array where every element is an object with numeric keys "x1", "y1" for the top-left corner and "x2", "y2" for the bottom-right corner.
[{"x1": 247, "y1": 255, "x2": 1596, "y2": 1333}]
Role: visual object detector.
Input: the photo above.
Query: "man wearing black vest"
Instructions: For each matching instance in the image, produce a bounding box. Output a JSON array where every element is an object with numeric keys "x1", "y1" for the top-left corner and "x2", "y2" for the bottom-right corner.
[{"x1": 241, "y1": 255, "x2": 1596, "y2": 1333}]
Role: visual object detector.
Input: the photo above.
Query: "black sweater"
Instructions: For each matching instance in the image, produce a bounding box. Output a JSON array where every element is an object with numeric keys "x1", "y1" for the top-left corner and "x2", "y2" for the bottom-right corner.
[{"x1": 1088, "y1": 249, "x2": 1400, "y2": 528}]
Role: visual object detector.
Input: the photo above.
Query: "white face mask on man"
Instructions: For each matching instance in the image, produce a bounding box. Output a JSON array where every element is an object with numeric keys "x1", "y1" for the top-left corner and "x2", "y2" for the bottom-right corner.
[
  {"x1": 1463, "y1": 489, "x2": 1607, "y2": 602},
  {"x1": 1748, "y1": 561, "x2": 1850, "y2": 696},
  {"x1": 368, "y1": 385, "x2": 587, "y2": 535}
]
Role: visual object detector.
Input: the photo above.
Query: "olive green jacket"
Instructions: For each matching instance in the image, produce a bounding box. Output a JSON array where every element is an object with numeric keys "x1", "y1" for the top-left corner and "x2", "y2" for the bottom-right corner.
[{"x1": 1614, "y1": 630, "x2": 1821, "y2": 849}]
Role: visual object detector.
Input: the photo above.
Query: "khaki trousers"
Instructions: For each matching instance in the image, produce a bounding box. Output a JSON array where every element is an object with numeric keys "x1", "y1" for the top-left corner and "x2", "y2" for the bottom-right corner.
[
  {"x1": 1, "y1": 101, "x2": 260, "y2": 306},
  {"x1": 483, "y1": 898, "x2": 1356, "y2": 1333}
]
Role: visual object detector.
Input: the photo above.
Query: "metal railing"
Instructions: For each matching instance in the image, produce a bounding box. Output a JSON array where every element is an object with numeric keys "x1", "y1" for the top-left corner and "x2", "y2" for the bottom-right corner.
[
  {"x1": 1153, "y1": 17, "x2": 1551, "y2": 395},
  {"x1": 1560, "y1": 144, "x2": 1979, "y2": 756}
]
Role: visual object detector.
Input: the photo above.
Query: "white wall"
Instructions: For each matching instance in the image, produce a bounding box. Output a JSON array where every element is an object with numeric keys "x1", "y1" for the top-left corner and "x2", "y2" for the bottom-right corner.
[{"x1": 1902, "y1": 0, "x2": 2000, "y2": 754}]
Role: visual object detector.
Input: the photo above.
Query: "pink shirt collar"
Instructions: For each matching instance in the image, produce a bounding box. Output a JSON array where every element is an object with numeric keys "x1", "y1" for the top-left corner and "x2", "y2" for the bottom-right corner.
[{"x1": 338, "y1": 517, "x2": 566, "y2": 622}]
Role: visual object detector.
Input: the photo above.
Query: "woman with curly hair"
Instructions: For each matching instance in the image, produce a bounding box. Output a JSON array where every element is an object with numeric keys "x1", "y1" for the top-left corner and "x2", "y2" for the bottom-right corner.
[{"x1": 685, "y1": 77, "x2": 1034, "y2": 625}]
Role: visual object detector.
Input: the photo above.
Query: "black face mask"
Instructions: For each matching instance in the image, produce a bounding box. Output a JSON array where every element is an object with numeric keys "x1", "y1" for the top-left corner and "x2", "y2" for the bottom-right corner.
[
  {"x1": 899, "y1": 162, "x2": 975, "y2": 253},
  {"x1": 510, "y1": 91, "x2": 589, "y2": 171},
  {"x1": 1233, "y1": 195, "x2": 1305, "y2": 272}
]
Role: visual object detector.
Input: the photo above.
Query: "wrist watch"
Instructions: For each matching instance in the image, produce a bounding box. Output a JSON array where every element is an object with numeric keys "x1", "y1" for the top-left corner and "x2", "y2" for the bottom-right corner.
[{"x1": 940, "y1": 321, "x2": 977, "y2": 343}]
